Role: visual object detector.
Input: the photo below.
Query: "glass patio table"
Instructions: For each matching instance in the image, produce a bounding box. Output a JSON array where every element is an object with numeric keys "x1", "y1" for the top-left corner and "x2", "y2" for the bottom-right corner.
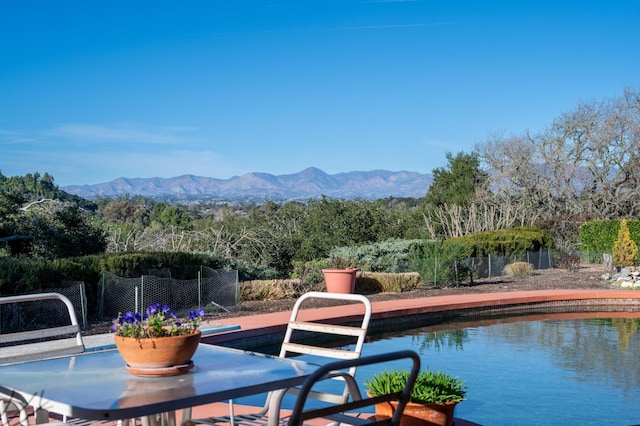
[{"x1": 0, "y1": 344, "x2": 318, "y2": 425}]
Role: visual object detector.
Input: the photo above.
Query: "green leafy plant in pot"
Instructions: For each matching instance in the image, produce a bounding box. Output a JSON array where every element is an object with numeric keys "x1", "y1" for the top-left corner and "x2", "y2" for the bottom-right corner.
[{"x1": 365, "y1": 368, "x2": 466, "y2": 426}]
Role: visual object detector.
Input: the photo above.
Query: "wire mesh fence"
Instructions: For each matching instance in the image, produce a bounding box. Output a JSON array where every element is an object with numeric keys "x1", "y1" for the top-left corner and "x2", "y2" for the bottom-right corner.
[
  {"x1": 0, "y1": 281, "x2": 88, "y2": 333},
  {"x1": 465, "y1": 248, "x2": 555, "y2": 280},
  {"x1": 98, "y1": 266, "x2": 239, "y2": 319},
  {"x1": 416, "y1": 248, "x2": 557, "y2": 285}
]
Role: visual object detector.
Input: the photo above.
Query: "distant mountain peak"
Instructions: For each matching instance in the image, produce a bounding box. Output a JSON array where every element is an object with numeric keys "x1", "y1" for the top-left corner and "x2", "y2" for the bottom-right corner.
[{"x1": 62, "y1": 169, "x2": 432, "y2": 201}]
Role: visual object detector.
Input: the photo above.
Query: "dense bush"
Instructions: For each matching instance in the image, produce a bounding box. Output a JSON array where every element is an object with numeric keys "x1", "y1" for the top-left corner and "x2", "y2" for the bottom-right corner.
[
  {"x1": 533, "y1": 214, "x2": 590, "y2": 253},
  {"x1": 408, "y1": 240, "x2": 471, "y2": 287},
  {"x1": 612, "y1": 219, "x2": 638, "y2": 267},
  {"x1": 0, "y1": 252, "x2": 228, "y2": 307},
  {"x1": 580, "y1": 219, "x2": 640, "y2": 255},
  {"x1": 449, "y1": 227, "x2": 553, "y2": 258},
  {"x1": 328, "y1": 239, "x2": 424, "y2": 272},
  {"x1": 290, "y1": 239, "x2": 424, "y2": 286},
  {"x1": 290, "y1": 259, "x2": 326, "y2": 285}
]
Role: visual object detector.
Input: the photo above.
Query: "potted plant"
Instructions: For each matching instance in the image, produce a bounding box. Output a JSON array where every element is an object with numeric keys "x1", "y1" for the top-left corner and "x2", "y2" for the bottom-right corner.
[
  {"x1": 321, "y1": 256, "x2": 359, "y2": 294},
  {"x1": 365, "y1": 368, "x2": 466, "y2": 426},
  {"x1": 112, "y1": 303, "x2": 205, "y2": 376}
]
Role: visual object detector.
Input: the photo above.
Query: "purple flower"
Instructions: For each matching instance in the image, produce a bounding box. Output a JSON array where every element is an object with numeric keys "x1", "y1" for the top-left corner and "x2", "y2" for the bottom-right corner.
[
  {"x1": 145, "y1": 303, "x2": 161, "y2": 319},
  {"x1": 112, "y1": 303, "x2": 203, "y2": 338},
  {"x1": 188, "y1": 309, "x2": 204, "y2": 321}
]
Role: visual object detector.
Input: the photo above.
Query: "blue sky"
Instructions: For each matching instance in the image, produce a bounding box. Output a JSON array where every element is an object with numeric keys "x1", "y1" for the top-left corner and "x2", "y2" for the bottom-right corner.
[{"x1": 1, "y1": 1, "x2": 639, "y2": 187}]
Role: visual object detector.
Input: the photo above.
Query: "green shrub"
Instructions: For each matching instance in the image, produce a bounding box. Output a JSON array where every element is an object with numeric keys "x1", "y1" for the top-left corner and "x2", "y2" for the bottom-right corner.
[
  {"x1": 450, "y1": 227, "x2": 553, "y2": 258},
  {"x1": 326, "y1": 256, "x2": 357, "y2": 269},
  {"x1": 580, "y1": 219, "x2": 640, "y2": 254},
  {"x1": 290, "y1": 259, "x2": 325, "y2": 285},
  {"x1": 612, "y1": 219, "x2": 638, "y2": 267},
  {"x1": 328, "y1": 239, "x2": 424, "y2": 272},
  {"x1": 408, "y1": 240, "x2": 471, "y2": 287}
]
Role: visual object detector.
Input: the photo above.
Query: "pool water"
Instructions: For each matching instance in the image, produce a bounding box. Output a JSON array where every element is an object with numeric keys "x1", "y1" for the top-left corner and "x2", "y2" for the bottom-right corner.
[
  {"x1": 236, "y1": 316, "x2": 640, "y2": 425},
  {"x1": 359, "y1": 317, "x2": 640, "y2": 425}
]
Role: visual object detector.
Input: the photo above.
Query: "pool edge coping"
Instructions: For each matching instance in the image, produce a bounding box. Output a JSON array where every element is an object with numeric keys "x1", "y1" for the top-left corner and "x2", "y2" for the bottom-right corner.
[{"x1": 197, "y1": 289, "x2": 640, "y2": 349}]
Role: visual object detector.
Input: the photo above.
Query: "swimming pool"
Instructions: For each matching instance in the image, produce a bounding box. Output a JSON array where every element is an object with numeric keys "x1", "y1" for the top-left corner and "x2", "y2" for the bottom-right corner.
[
  {"x1": 238, "y1": 313, "x2": 640, "y2": 425},
  {"x1": 357, "y1": 315, "x2": 640, "y2": 425}
]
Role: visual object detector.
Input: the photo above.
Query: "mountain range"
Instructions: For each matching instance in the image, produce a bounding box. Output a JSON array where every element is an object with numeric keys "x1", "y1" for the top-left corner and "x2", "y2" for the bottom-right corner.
[{"x1": 62, "y1": 168, "x2": 432, "y2": 201}]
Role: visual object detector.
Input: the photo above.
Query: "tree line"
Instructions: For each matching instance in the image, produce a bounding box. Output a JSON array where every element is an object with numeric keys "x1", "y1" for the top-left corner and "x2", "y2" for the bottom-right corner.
[{"x1": 1, "y1": 87, "x2": 638, "y2": 278}]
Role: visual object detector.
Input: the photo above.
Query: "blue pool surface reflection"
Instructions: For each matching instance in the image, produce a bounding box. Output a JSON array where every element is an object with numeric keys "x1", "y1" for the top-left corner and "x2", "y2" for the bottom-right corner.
[
  {"x1": 235, "y1": 316, "x2": 640, "y2": 425},
  {"x1": 356, "y1": 317, "x2": 640, "y2": 425}
]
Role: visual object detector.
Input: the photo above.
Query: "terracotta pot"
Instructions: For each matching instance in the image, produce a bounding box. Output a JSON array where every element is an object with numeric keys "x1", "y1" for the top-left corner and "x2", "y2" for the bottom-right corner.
[
  {"x1": 374, "y1": 399, "x2": 458, "y2": 426},
  {"x1": 321, "y1": 268, "x2": 358, "y2": 294},
  {"x1": 114, "y1": 331, "x2": 201, "y2": 374}
]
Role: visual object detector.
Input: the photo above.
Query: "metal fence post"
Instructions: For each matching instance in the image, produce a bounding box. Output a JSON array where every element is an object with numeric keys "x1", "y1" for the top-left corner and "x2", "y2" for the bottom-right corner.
[
  {"x1": 234, "y1": 270, "x2": 240, "y2": 305},
  {"x1": 488, "y1": 253, "x2": 492, "y2": 278},
  {"x1": 538, "y1": 248, "x2": 542, "y2": 269},
  {"x1": 434, "y1": 256, "x2": 438, "y2": 286},
  {"x1": 198, "y1": 269, "x2": 202, "y2": 308},
  {"x1": 78, "y1": 282, "x2": 87, "y2": 329}
]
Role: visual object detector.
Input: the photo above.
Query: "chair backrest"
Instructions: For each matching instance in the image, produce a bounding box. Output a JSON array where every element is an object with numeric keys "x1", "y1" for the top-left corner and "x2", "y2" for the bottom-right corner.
[
  {"x1": 279, "y1": 291, "x2": 372, "y2": 405},
  {"x1": 0, "y1": 292, "x2": 85, "y2": 365},
  {"x1": 0, "y1": 390, "x2": 30, "y2": 426},
  {"x1": 288, "y1": 350, "x2": 421, "y2": 426}
]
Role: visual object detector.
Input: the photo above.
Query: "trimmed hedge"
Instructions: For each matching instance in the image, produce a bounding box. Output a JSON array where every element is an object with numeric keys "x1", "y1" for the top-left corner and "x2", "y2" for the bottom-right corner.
[
  {"x1": 580, "y1": 219, "x2": 640, "y2": 253},
  {"x1": 449, "y1": 227, "x2": 553, "y2": 258}
]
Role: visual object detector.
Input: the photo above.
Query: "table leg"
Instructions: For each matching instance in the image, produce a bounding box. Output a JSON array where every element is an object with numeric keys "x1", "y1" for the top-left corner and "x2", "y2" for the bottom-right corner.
[
  {"x1": 34, "y1": 408, "x2": 49, "y2": 424},
  {"x1": 179, "y1": 407, "x2": 192, "y2": 426}
]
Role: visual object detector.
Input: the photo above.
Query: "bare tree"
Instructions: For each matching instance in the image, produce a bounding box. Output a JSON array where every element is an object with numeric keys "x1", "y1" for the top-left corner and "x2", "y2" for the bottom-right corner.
[
  {"x1": 103, "y1": 224, "x2": 271, "y2": 271},
  {"x1": 478, "y1": 87, "x2": 640, "y2": 220},
  {"x1": 422, "y1": 193, "x2": 542, "y2": 239}
]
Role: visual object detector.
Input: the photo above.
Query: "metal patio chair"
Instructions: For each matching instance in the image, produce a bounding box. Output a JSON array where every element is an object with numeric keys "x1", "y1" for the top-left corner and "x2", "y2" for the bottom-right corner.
[
  {"x1": 0, "y1": 293, "x2": 86, "y2": 426},
  {"x1": 183, "y1": 291, "x2": 372, "y2": 426},
  {"x1": 0, "y1": 293, "x2": 137, "y2": 426},
  {"x1": 288, "y1": 350, "x2": 420, "y2": 426}
]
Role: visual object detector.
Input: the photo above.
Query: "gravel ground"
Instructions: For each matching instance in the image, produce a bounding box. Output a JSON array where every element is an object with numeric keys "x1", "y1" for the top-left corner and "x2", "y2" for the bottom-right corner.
[
  {"x1": 221, "y1": 263, "x2": 613, "y2": 316},
  {"x1": 85, "y1": 263, "x2": 615, "y2": 335}
]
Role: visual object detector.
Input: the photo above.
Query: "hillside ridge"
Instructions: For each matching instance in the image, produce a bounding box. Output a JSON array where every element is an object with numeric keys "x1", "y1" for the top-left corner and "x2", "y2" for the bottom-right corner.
[{"x1": 62, "y1": 167, "x2": 432, "y2": 201}]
